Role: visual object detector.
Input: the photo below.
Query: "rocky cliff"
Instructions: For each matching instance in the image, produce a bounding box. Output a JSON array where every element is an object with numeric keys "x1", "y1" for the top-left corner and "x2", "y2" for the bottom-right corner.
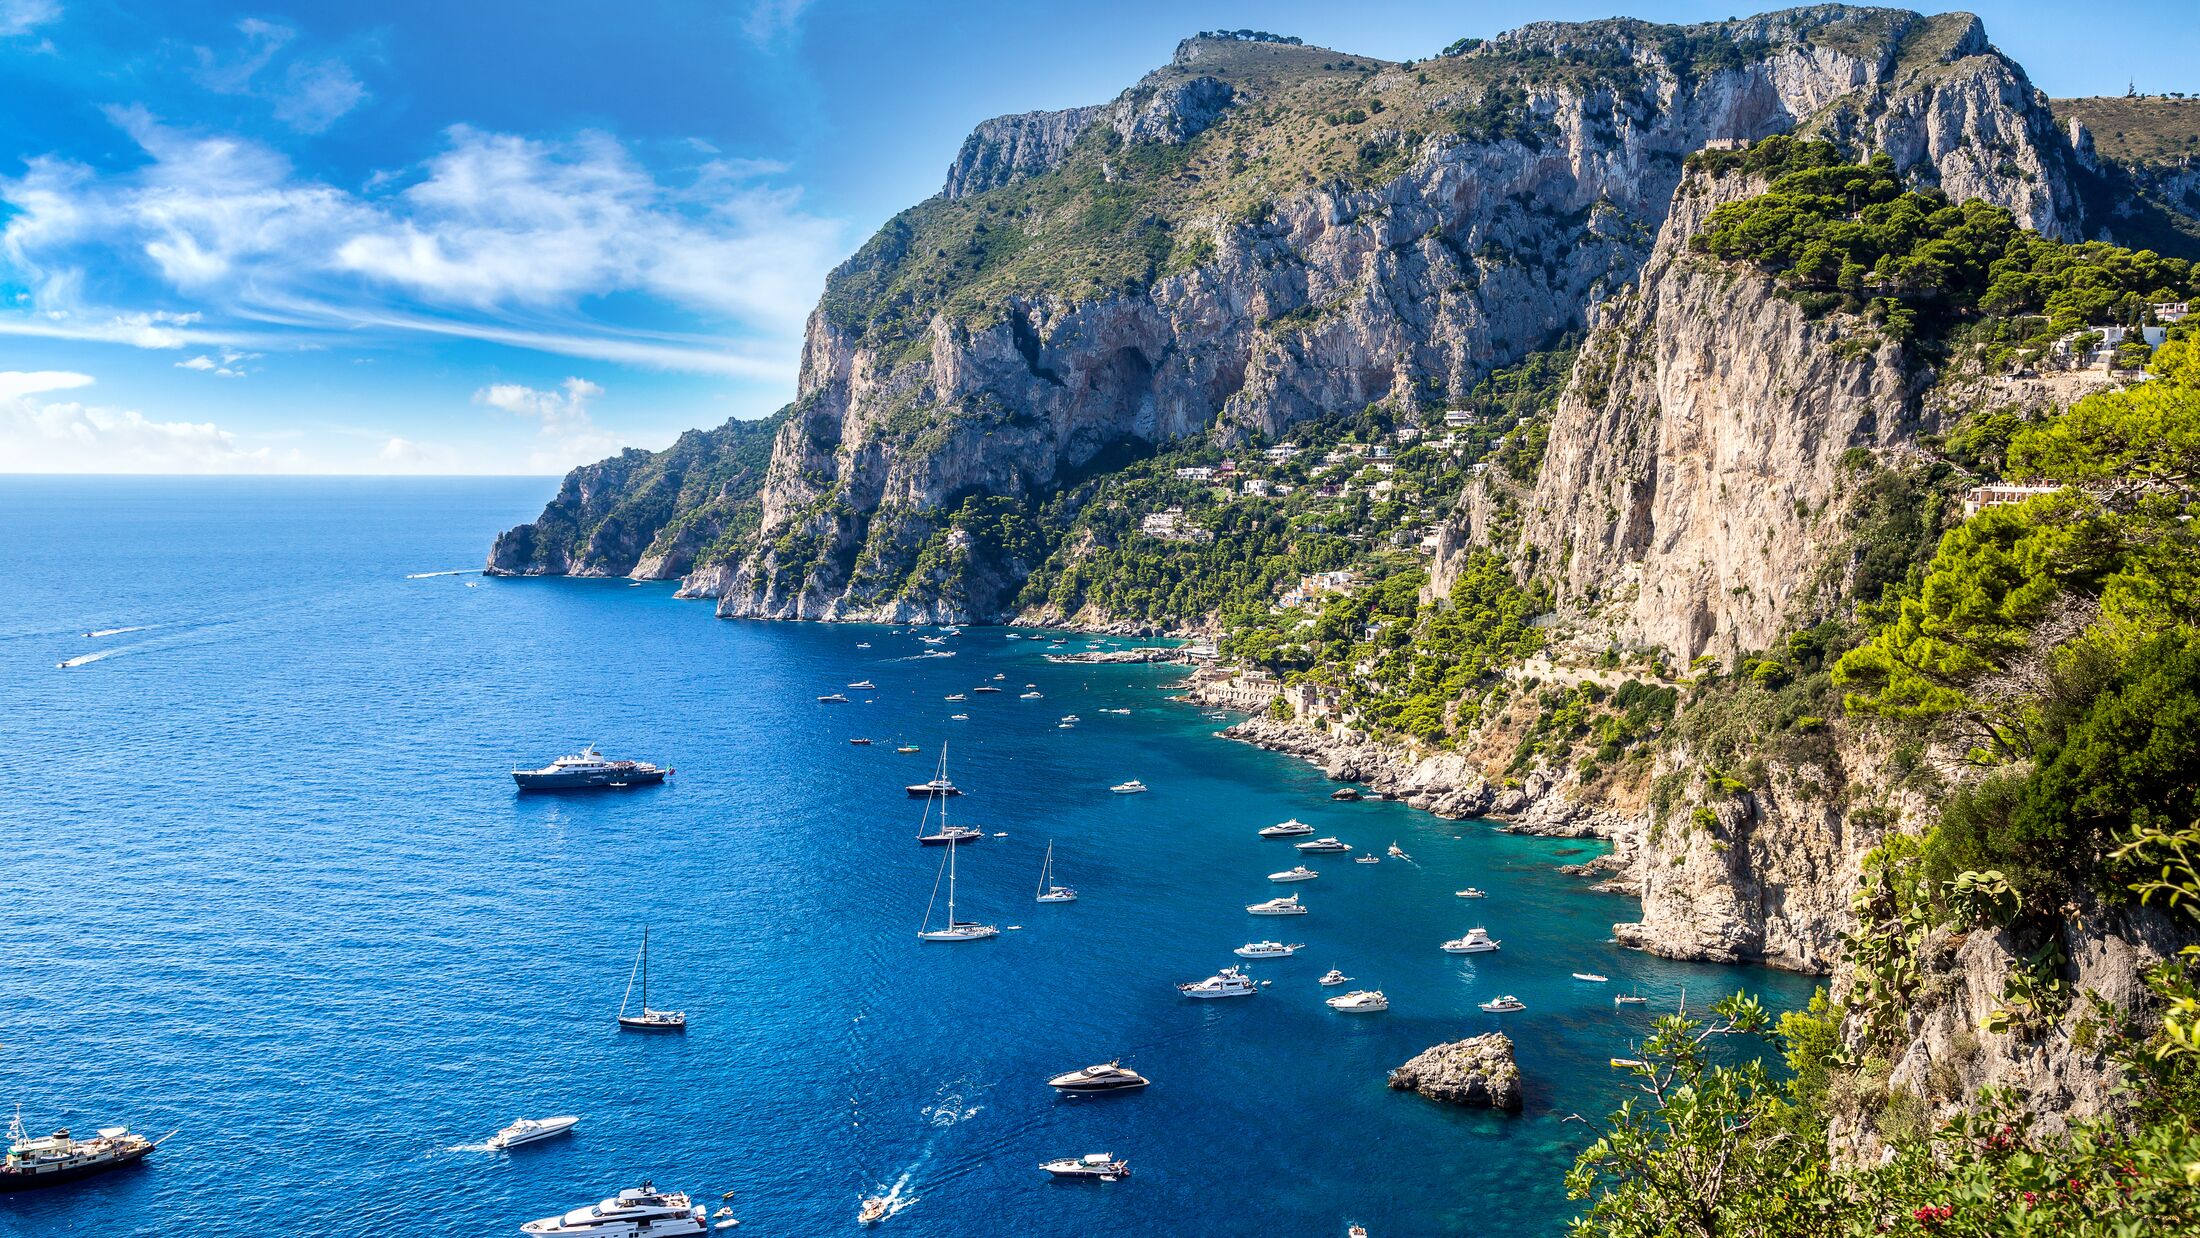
[{"x1": 491, "y1": 8, "x2": 2131, "y2": 621}]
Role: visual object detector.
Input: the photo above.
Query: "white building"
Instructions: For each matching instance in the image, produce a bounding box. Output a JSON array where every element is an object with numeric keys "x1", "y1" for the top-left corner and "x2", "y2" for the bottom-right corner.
[
  {"x1": 1961, "y1": 483, "x2": 2063, "y2": 518},
  {"x1": 1443, "y1": 410, "x2": 1475, "y2": 428},
  {"x1": 1174, "y1": 465, "x2": 1215, "y2": 481}
]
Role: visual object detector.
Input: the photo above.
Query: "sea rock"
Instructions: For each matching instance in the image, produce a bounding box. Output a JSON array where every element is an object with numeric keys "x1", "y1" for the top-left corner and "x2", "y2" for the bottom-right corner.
[{"x1": 1388, "y1": 1033, "x2": 1524, "y2": 1111}]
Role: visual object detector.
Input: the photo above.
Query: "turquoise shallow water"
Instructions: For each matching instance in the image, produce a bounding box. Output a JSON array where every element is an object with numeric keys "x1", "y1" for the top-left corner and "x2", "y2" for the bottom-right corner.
[{"x1": 0, "y1": 476, "x2": 1813, "y2": 1237}]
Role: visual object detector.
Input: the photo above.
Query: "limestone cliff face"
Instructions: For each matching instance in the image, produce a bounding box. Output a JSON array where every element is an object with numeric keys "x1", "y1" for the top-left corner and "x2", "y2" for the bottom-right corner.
[
  {"x1": 941, "y1": 106, "x2": 1103, "y2": 201},
  {"x1": 1452, "y1": 163, "x2": 1929, "y2": 666},
  {"x1": 702, "y1": 8, "x2": 2095, "y2": 623}
]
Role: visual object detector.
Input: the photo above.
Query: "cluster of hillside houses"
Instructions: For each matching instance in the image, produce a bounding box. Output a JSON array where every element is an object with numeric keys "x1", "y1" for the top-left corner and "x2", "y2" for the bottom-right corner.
[{"x1": 2049, "y1": 302, "x2": 2188, "y2": 371}]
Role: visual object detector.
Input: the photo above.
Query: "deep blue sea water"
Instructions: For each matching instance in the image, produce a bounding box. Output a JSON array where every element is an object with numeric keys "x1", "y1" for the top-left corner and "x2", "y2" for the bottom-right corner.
[{"x1": 0, "y1": 477, "x2": 1814, "y2": 1237}]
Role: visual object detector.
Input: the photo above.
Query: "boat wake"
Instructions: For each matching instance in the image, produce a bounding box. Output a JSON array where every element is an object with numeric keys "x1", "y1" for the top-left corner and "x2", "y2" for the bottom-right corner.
[
  {"x1": 921, "y1": 1082, "x2": 983, "y2": 1129},
  {"x1": 404, "y1": 569, "x2": 480, "y2": 579},
  {"x1": 865, "y1": 1173, "x2": 919, "y2": 1221},
  {"x1": 57, "y1": 651, "x2": 115, "y2": 669},
  {"x1": 83, "y1": 625, "x2": 151, "y2": 638},
  {"x1": 446, "y1": 1140, "x2": 497, "y2": 1153}
]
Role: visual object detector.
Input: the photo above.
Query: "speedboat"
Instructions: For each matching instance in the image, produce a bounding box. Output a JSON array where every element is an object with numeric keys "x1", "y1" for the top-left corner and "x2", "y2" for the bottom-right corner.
[
  {"x1": 1294, "y1": 837, "x2": 1350, "y2": 853},
  {"x1": 1350, "y1": 1226, "x2": 1369, "y2": 1238},
  {"x1": 1387, "y1": 843, "x2": 1410, "y2": 860},
  {"x1": 817, "y1": 693, "x2": 850, "y2": 704},
  {"x1": 1047, "y1": 1061, "x2": 1150, "y2": 1095},
  {"x1": 1258, "y1": 819, "x2": 1316, "y2": 838},
  {"x1": 1354, "y1": 854, "x2": 1380, "y2": 864},
  {"x1": 1455, "y1": 888, "x2": 1486, "y2": 899},
  {"x1": 1325, "y1": 989, "x2": 1388, "y2": 1013},
  {"x1": 1039, "y1": 1153, "x2": 1129, "y2": 1181},
  {"x1": 1233, "y1": 941, "x2": 1302, "y2": 958},
  {"x1": 1055, "y1": 721, "x2": 1072, "y2": 729},
  {"x1": 1318, "y1": 969, "x2": 1351, "y2": 986},
  {"x1": 1479, "y1": 995, "x2": 1526, "y2": 1013},
  {"x1": 1573, "y1": 972, "x2": 1610, "y2": 983},
  {"x1": 855, "y1": 642, "x2": 871, "y2": 649},
  {"x1": 1109, "y1": 780, "x2": 1146, "y2": 794},
  {"x1": 972, "y1": 685, "x2": 1002, "y2": 693},
  {"x1": 1177, "y1": 966, "x2": 1260, "y2": 998},
  {"x1": 945, "y1": 693, "x2": 967, "y2": 702},
  {"x1": 858, "y1": 1198, "x2": 889, "y2": 1226},
  {"x1": 848, "y1": 680, "x2": 877, "y2": 690},
  {"x1": 895, "y1": 745, "x2": 920, "y2": 754},
  {"x1": 1020, "y1": 691, "x2": 1044, "y2": 699},
  {"x1": 850, "y1": 738, "x2": 873, "y2": 746},
  {"x1": 1267, "y1": 866, "x2": 1318, "y2": 883},
  {"x1": 1061, "y1": 715, "x2": 1082, "y2": 724},
  {"x1": 1246, "y1": 895, "x2": 1307, "y2": 916},
  {"x1": 951, "y1": 713, "x2": 970, "y2": 721},
  {"x1": 1441, "y1": 927, "x2": 1500, "y2": 954},
  {"x1": 487, "y1": 1115, "x2": 579, "y2": 1151},
  {"x1": 1611, "y1": 1057, "x2": 1646, "y2": 1069},
  {"x1": 1614, "y1": 994, "x2": 1649, "y2": 1006},
  {"x1": 520, "y1": 1183, "x2": 707, "y2": 1235}
]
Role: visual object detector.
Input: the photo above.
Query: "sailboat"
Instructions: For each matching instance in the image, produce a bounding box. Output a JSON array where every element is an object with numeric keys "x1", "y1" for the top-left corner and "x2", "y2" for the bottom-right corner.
[
  {"x1": 1035, "y1": 840, "x2": 1078, "y2": 903},
  {"x1": 616, "y1": 928, "x2": 686, "y2": 1031},
  {"x1": 917, "y1": 839, "x2": 998, "y2": 942},
  {"x1": 916, "y1": 747, "x2": 982, "y2": 846}
]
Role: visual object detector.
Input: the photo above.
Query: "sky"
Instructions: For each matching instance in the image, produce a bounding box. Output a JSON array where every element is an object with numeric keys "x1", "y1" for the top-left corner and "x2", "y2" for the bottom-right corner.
[{"x1": 2, "y1": 0, "x2": 2195, "y2": 475}]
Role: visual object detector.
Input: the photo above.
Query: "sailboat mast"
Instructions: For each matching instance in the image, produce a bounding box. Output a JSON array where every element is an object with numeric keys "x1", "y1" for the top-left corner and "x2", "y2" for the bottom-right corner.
[
  {"x1": 945, "y1": 839, "x2": 957, "y2": 924},
  {"x1": 640, "y1": 926, "x2": 648, "y2": 1010}
]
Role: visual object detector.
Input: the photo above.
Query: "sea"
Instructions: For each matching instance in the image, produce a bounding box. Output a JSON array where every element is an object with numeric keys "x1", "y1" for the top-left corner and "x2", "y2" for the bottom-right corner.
[{"x1": 0, "y1": 476, "x2": 1815, "y2": 1237}]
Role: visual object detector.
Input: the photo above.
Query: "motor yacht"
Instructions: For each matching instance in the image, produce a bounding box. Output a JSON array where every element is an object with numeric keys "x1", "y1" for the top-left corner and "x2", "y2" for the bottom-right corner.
[
  {"x1": 488, "y1": 1115, "x2": 579, "y2": 1151},
  {"x1": 850, "y1": 738, "x2": 873, "y2": 746},
  {"x1": 1061, "y1": 715, "x2": 1082, "y2": 724},
  {"x1": 945, "y1": 693, "x2": 967, "y2": 702},
  {"x1": 972, "y1": 685, "x2": 1002, "y2": 694},
  {"x1": 1479, "y1": 995, "x2": 1526, "y2": 1013},
  {"x1": 1258, "y1": 819, "x2": 1316, "y2": 838},
  {"x1": 1354, "y1": 854, "x2": 1380, "y2": 864},
  {"x1": 520, "y1": 1183, "x2": 707, "y2": 1235},
  {"x1": 511, "y1": 747, "x2": 671, "y2": 791},
  {"x1": 1177, "y1": 966, "x2": 1260, "y2": 998},
  {"x1": 1293, "y1": 837, "x2": 1350, "y2": 853},
  {"x1": 848, "y1": 680, "x2": 877, "y2": 690},
  {"x1": 1, "y1": 1110, "x2": 164, "y2": 1191},
  {"x1": 895, "y1": 745, "x2": 920, "y2": 754},
  {"x1": 1020, "y1": 691, "x2": 1044, "y2": 699},
  {"x1": 1039, "y1": 1153, "x2": 1129, "y2": 1182},
  {"x1": 1109, "y1": 780, "x2": 1146, "y2": 794},
  {"x1": 951, "y1": 713, "x2": 970, "y2": 721},
  {"x1": 855, "y1": 642, "x2": 871, "y2": 649},
  {"x1": 1233, "y1": 941, "x2": 1302, "y2": 958},
  {"x1": 1325, "y1": 990, "x2": 1388, "y2": 1013},
  {"x1": 1245, "y1": 894, "x2": 1307, "y2": 916},
  {"x1": 1455, "y1": 888, "x2": 1486, "y2": 898},
  {"x1": 1440, "y1": 927, "x2": 1500, "y2": 954},
  {"x1": 1047, "y1": 1061, "x2": 1150, "y2": 1095},
  {"x1": 1318, "y1": 969, "x2": 1351, "y2": 986},
  {"x1": 1267, "y1": 866, "x2": 1318, "y2": 883},
  {"x1": 1614, "y1": 994, "x2": 1649, "y2": 1006},
  {"x1": 906, "y1": 777, "x2": 962, "y2": 798},
  {"x1": 817, "y1": 692, "x2": 850, "y2": 704}
]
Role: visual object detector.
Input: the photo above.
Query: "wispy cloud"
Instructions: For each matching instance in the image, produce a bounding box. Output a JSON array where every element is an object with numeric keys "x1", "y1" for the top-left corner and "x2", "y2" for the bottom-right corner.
[
  {"x1": 0, "y1": 0, "x2": 59, "y2": 38},
  {"x1": 0, "y1": 369, "x2": 279, "y2": 472},
  {"x1": 474, "y1": 376, "x2": 642, "y2": 471},
  {"x1": 174, "y1": 346, "x2": 257, "y2": 377},
  {"x1": 742, "y1": 0, "x2": 814, "y2": 48},
  {"x1": 0, "y1": 111, "x2": 842, "y2": 375},
  {"x1": 193, "y1": 18, "x2": 369, "y2": 133}
]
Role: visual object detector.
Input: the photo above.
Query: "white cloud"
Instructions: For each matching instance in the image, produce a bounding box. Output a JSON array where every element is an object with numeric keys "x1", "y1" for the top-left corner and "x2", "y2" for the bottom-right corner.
[
  {"x1": 274, "y1": 58, "x2": 367, "y2": 133},
  {"x1": 0, "y1": 370, "x2": 276, "y2": 472},
  {"x1": 0, "y1": 113, "x2": 841, "y2": 374},
  {"x1": 0, "y1": 0, "x2": 58, "y2": 37},
  {"x1": 743, "y1": 0, "x2": 813, "y2": 47},
  {"x1": 193, "y1": 18, "x2": 368, "y2": 133},
  {"x1": 474, "y1": 376, "x2": 634, "y2": 472},
  {"x1": 175, "y1": 347, "x2": 255, "y2": 377}
]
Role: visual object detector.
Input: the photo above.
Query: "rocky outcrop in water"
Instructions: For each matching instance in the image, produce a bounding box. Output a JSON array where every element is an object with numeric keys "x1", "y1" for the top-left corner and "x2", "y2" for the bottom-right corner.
[{"x1": 1388, "y1": 1032, "x2": 1524, "y2": 1111}]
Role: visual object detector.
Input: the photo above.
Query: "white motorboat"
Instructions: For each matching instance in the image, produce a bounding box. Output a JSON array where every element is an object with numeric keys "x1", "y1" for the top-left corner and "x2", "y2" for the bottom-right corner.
[
  {"x1": 1177, "y1": 966, "x2": 1260, "y2": 998},
  {"x1": 1350, "y1": 1226, "x2": 1369, "y2": 1238},
  {"x1": 1573, "y1": 972, "x2": 1610, "y2": 983},
  {"x1": 616, "y1": 929, "x2": 686, "y2": 1031},
  {"x1": 1294, "y1": 837, "x2": 1350, "y2": 853},
  {"x1": 952, "y1": 713, "x2": 970, "y2": 721},
  {"x1": 917, "y1": 837, "x2": 997, "y2": 942},
  {"x1": 817, "y1": 693, "x2": 850, "y2": 704},
  {"x1": 1455, "y1": 888, "x2": 1486, "y2": 899},
  {"x1": 1020, "y1": 691, "x2": 1044, "y2": 699},
  {"x1": 896, "y1": 745, "x2": 920, "y2": 754},
  {"x1": 1061, "y1": 715, "x2": 1082, "y2": 724},
  {"x1": 1034, "y1": 840, "x2": 1078, "y2": 903},
  {"x1": 1047, "y1": 1061, "x2": 1150, "y2": 1095},
  {"x1": 1109, "y1": 780, "x2": 1146, "y2": 794},
  {"x1": 1318, "y1": 969, "x2": 1351, "y2": 986},
  {"x1": 1479, "y1": 995, "x2": 1526, "y2": 1013},
  {"x1": 1440, "y1": 927, "x2": 1500, "y2": 954},
  {"x1": 1039, "y1": 1152, "x2": 1130, "y2": 1181},
  {"x1": 520, "y1": 1183, "x2": 706, "y2": 1235},
  {"x1": 858, "y1": 1197, "x2": 889, "y2": 1225},
  {"x1": 1233, "y1": 941, "x2": 1302, "y2": 958},
  {"x1": 1267, "y1": 866, "x2": 1319, "y2": 883},
  {"x1": 1246, "y1": 894, "x2": 1307, "y2": 916},
  {"x1": 1387, "y1": 843, "x2": 1410, "y2": 860},
  {"x1": 487, "y1": 1115, "x2": 579, "y2": 1151},
  {"x1": 1614, "y1": 994, "x2": 1649, "y2": 1006},
  {"x1": 1258, "y1": 819, "x2": 1316, "y2": 838},
  {"x1": 1354, "y1": 854, "x2": 1380, "y2": 864},
  {"x1": 848, "y1": 680, "x2": 877, "y2": 690},
  {"x1": 855, "y1": 642, "x2": 871, "y2": 649},
  {"x1": 945, "y1": 693, "x2": 967, "y2": 702},
  {"x1": 1325, "y1": 990, "x2": 1388, "y2": 1013}
]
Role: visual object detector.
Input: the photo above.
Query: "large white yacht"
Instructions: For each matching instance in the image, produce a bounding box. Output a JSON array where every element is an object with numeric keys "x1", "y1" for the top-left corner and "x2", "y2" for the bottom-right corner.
[
  {"x1": 1257, "y1": 819, "x2": 1316, "y2": 838},
  {"x1": 511, "y1": 747, "x2": 670, "y2": 791},
  {"x1": 1047, "y1": 1061, "x2": 1150, "y2": 1095},
  {"x1": 1440, "y1": 927, "x2": 1500, "y2": 954},
  {"x1": 1177, "y1": 966, "x2": 1260, "y2": 998},
  {"x1": 1233, "y1": 941, "x2": 1302, "y2": 958},
  {"x1": 1293, "y1": 837, "x2": 1350, "y2": 853},
  {"x1": 1325, "y1": 989, "x2": 1389, "y2": 1013},
  {"x1": 1039, "y1": 1152, "x2": 1130, "y2": 1181},
  {"x1": 1267, "y1": 866, "x2": 1319, "y2": 883},
  {"x1": 1245, "y1": 894, "x2": 1307, "y2": 916},
  {"x1": 520, "y1": 1183, "x2": 707, "y2": 1235},
  {"x1": 487, "y1": 1115, "x2": 578, "y2": 1151}
]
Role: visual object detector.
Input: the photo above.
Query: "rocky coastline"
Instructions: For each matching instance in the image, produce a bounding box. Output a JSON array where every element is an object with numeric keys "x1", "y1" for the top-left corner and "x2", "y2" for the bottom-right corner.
[{"x1": 1387, "y1": 1032, "x2": 1525, "y2": 1111}]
